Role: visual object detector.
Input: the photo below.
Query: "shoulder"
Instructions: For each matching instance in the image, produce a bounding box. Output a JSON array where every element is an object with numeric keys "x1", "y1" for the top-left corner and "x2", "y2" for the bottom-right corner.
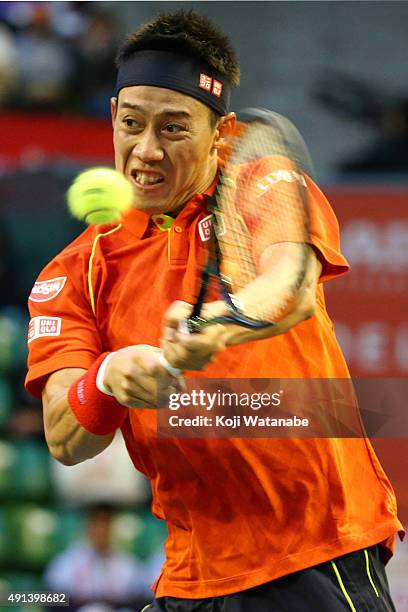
[
  {"x1": 58, "y1": 223, "x2": 123, "y2": 263},
  {"x1": 38, "y1": 223, "x2": 124, "y2": 277}
]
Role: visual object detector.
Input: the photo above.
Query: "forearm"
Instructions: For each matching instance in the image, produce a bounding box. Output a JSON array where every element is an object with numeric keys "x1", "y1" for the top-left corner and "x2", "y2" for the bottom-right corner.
[
  {"x1": 233, "y1": 242, "x2": 311, "y2": 324},
  {"x1": 43, "y1": 368, "x2": 114, "y2": 466},
  {"x1": 204, "y1": 244, "x2": 320, "y2": 346},
  {"x1": 45, "y1": 398, "x2": 114, "y2": 466},
  {"x1": 221, "y1": 298, "x2": 314, "y2": 346}
]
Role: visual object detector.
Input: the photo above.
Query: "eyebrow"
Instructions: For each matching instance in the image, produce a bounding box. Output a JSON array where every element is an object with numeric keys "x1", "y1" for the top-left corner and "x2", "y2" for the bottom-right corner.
[{"x1": 120, "y1": 102, "x2": 192, "y2": 119}]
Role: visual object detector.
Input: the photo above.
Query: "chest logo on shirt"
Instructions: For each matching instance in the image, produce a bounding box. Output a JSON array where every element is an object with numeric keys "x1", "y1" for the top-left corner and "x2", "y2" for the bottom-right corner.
[
  {"x1": 28, "y1": 316, "x2": 62, "y2": 343},
  {"x1": 29, "y1": 276, "x2": 67, "y2": 302},
  {"x1": 198, "y1": 215, "x2": 213, "y2": 242}
]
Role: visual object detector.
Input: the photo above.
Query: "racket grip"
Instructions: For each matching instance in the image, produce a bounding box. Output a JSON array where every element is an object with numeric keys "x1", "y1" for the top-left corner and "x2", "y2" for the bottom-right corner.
[
  {"x1": 178, "y1": 319, "x2": 191, "y2": 334},
  {"x1": 158, "y1": 353, "x2": 182, "y2": 377},
  {"x1": 159, "y1": 318, "x2": 192, "y2": 376}
]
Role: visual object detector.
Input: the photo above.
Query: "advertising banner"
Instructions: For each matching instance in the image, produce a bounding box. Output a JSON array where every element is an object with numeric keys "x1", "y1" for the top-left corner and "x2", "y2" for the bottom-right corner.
[{"x1": 325, "y1": 187, "x2": 408, "y2": 523}]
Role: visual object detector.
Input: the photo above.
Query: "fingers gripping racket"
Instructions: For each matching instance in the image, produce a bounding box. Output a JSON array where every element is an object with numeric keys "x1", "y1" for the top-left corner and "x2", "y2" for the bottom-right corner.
[{"x1": 162, "y1": 108, "x2": 313, "y2": 374}]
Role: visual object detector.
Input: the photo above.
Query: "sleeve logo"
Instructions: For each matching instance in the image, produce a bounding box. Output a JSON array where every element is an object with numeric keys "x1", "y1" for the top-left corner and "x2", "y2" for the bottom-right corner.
[
  {"x1": 29, "y1": 276, "x2": 67, "y2": 302},
  {"x1": 198, "y1": 215, "x2": 212, "y2": 242},
  {"x1": 256, "y1": 169, "x2": 307, "y2": 196},
  {"x1": 28, "y1": 316, "x2": 62, "y2": 343}
]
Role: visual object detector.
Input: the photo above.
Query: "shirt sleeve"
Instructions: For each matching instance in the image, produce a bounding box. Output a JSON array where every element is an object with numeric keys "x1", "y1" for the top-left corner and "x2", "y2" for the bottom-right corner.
[
  {"x1": 233, "y1": 157, "x2": 349, "y2": 284},
  {"x1": 25, "y1": 256, "x2": 102, "y2": 399},
  {"x1": 306, "y1": 177, "x2": 349, "y2": 282}
]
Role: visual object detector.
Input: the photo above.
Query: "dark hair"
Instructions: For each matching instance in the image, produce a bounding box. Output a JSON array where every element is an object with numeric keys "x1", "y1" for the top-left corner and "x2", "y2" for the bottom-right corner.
[
  {"x1": 116, "y1": 9, "x2": 240, "y2": 86},
  {"x1": 116, "y1": 9, "x2": 240, "y2": 93}
]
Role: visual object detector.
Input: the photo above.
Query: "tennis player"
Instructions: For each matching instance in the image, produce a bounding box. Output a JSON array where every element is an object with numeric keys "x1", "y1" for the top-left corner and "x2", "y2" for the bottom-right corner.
[{"x1": 26, "y1": 10, "x2": 402, "y2": 611}]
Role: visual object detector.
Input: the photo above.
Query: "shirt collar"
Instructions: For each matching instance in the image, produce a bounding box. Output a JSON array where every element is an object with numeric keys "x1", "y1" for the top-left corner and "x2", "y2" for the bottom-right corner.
[{"x1": 121, "y1": 174, "x2": 218, "y2": 239}]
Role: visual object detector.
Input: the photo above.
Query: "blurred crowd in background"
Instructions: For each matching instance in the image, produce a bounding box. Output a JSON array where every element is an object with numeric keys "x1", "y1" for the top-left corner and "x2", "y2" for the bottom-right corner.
[
  {"x1": 0, "y1": 1, "x2": 117, "y2": 117},
  {"x1": 0, "y1": 1, "x2": 407, "y2": 610}
]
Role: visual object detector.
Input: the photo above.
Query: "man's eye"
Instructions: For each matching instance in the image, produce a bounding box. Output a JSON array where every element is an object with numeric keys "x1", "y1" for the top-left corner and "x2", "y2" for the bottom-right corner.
[
  {"x1": 164, "y1": 124, "x2": 185, "y2": 134},
  {"x1": 124, "y1": 118, "x2": 139, "y2": 128}
]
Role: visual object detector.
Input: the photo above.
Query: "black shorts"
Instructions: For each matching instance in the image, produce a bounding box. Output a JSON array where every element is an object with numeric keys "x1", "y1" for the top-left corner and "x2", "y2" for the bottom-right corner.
[{"x1": 143, "y1": 545, "x2": 396, "y2": 612}]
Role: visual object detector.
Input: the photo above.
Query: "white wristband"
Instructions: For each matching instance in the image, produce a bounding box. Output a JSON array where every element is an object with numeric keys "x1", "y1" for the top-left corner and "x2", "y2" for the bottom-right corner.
[
  {"x1": 96, "y1": 352, "x2": 117, "y2": 396},
  {"x1": 158, "y1": 353, "x2": 182, "y2": 377}
]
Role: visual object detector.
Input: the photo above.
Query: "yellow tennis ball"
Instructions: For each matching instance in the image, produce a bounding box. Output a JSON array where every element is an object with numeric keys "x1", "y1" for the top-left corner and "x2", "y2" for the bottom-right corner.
[{"x1": 67, "y1": 167, "x2": 134, "y2": 225}]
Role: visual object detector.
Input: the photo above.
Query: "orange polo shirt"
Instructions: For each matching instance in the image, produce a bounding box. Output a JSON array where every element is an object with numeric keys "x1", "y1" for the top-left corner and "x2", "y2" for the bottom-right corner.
[{"x1": 26, "y1": 177, "x2": 402, "y2": 599}]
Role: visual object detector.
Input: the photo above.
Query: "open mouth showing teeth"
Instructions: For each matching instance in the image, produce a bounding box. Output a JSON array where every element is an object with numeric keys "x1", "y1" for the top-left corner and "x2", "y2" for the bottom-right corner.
[{"x1": 133, "y1": 171, "x2": 164, "y2": 186}]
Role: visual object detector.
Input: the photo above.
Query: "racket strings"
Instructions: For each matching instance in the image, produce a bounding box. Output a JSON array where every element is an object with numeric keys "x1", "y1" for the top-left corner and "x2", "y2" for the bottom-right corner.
[
  {"x1": 215, "y1": 120, "x2": 310, "y2": 320},
  {"x1": 215, "y1": 178, "x2": 256, "y2": 290}
]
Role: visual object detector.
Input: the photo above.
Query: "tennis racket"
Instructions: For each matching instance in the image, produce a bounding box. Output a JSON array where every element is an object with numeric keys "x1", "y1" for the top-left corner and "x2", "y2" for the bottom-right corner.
[{"x1": 161, "y1": 107, "x2": 313, "y2": 375}]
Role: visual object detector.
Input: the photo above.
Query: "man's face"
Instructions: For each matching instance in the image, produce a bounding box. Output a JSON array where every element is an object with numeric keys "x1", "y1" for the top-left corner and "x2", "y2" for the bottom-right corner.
[{"x1": 111, "y1": 86, "x2": 228, "y2": 215}]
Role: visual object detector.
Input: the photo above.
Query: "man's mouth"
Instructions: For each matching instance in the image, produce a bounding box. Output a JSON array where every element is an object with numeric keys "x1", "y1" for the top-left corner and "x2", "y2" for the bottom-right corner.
[{"x1": 132, "y1": 170, "x2": 164, "y2": 186}]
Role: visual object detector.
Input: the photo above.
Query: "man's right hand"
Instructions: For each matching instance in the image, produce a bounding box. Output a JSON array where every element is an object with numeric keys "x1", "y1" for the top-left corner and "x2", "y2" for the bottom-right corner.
[{"x1": 104, "y1": 344, "x2": 182, "y2": 408}]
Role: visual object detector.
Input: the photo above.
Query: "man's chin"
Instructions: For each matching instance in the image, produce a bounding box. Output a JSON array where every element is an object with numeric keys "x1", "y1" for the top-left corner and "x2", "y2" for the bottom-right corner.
[
  {"x1": 132, "y1": 196, "x2": 166, "y2": 215},
  {"x1": 131, "y1": 189, "x2": 188, "y2": 217}
]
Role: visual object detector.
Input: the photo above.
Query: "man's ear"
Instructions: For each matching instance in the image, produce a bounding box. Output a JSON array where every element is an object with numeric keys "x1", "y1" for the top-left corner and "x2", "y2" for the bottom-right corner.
[
  {"x1": 213, "y1": 112, "x2": 236, "y2": 151},
  {"x1": 110, "y1": 97, "x2": 118, "y2": 129}
]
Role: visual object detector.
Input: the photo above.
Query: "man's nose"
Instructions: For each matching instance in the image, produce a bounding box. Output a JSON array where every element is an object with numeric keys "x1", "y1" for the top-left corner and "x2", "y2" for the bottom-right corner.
[{"x1": 133, "y1": 127, "x2": 164, "y2": 163}]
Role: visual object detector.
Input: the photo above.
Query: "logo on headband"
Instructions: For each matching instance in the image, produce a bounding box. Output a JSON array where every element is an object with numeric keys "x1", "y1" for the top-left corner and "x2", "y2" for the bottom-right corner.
[
  {"x1": 199, "y1": 74, "x2": 223, "y2": 97},
  {"x1": 212, "y1": 79, "x2": 223, "y2": 97}
]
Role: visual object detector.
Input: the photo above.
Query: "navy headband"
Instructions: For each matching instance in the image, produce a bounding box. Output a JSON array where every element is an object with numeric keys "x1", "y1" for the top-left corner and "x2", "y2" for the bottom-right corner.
[{"x1": 116, "y1": 49, "x2": 231, "y2": 115}]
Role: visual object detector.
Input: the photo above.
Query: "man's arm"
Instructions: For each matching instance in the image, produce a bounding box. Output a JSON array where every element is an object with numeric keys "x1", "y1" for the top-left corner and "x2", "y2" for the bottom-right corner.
[
  {"x1": 43, "y1": 368, "x2": 114, "y2": 466},
  {"x1": 162, "y1": 243, "x2": 322, "y2": 371},
  {"x1": 43, "y1": 345, "x2": 181, "y2": 466}
]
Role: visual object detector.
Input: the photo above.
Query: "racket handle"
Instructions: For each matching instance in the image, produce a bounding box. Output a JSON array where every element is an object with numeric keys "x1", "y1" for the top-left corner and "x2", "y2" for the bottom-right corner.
[
  {"x1": 159, "y1": 318, "x2": 193, "y2": 376},
  {"x1": 178, "y1": 319, "x2": 192, "y2": 334},
  {"x1": 158, "y1": 353, "x2": 182, "y2": 377}
]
